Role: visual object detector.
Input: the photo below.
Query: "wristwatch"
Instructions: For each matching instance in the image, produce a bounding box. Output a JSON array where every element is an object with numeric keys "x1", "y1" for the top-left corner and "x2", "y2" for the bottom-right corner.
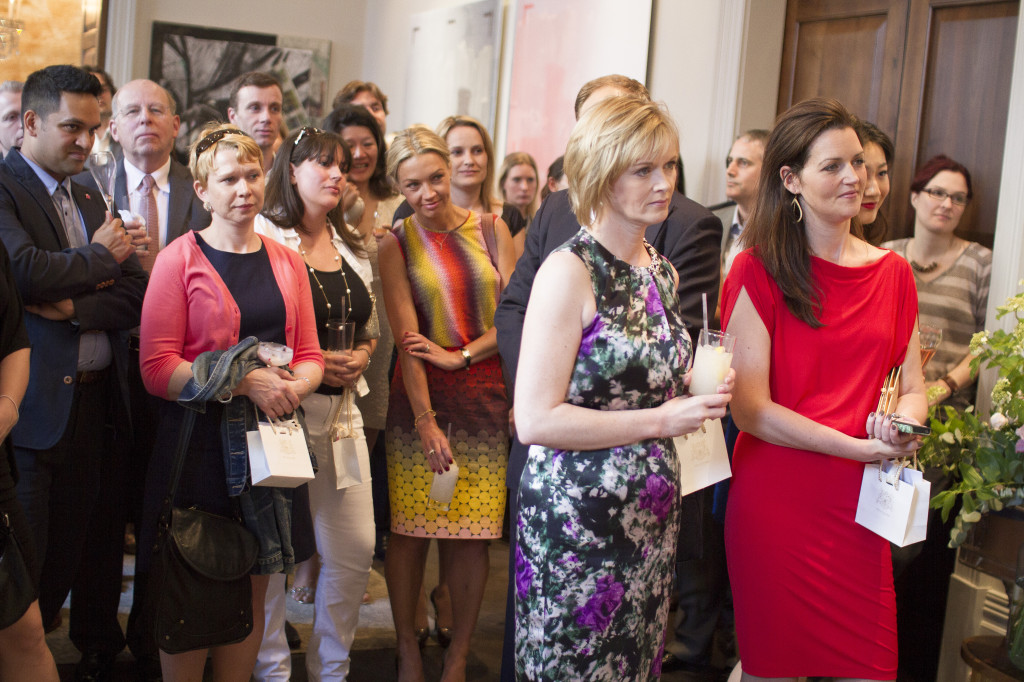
[{"x1": 460, "y1": 347, "x2": 472, "y2": 369}]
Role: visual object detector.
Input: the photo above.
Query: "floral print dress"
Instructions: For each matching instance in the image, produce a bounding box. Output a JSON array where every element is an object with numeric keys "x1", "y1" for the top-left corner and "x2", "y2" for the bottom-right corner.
[{"x1": 515, "y1": 229, "x2": 690, "y2": 681}]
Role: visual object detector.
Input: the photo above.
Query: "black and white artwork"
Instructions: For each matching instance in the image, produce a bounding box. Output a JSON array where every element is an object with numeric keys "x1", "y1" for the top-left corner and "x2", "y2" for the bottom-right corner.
[{"x1": 150, "y1": 22, "x2": 331, "y2": 158}]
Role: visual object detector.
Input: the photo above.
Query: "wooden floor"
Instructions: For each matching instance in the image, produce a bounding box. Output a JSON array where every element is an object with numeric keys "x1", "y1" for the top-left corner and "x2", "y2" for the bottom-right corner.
[{"x1": 49, "y1": 539, "x2": 726, "y2": 681}]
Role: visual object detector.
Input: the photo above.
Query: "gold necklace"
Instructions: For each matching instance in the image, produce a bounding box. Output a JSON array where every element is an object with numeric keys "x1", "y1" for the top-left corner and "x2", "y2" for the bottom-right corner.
[
  {"x1": 299, "y1": 223, "x2": 352, "y2": 323},
  {"x1": 413, "y1": 215, "x2": 457, "y2": 250}
]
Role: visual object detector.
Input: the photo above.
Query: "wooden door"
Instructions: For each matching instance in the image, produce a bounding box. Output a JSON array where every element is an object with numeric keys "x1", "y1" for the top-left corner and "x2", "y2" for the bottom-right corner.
[
  {"x1": 778, "y1": 0, "x2": 1018, "y2": 248},
  {"x1": 778, "y1": 0, "x2": 910, "y2": 136}
]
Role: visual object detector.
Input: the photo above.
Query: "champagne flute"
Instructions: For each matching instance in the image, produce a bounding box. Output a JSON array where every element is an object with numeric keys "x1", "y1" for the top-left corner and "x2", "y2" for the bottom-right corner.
[
  {"x1": 89, "y1": 151, "x2": 116, "y2": 212},
  {"x1": 919, "y1": 325, "x2": 942, "y2": 369}
]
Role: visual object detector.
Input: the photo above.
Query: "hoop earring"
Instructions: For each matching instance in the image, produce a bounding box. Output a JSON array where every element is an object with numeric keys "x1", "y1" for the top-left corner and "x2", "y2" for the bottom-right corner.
[{"x1": 790, "y1": 196, "x2": 803, "y2": 223}]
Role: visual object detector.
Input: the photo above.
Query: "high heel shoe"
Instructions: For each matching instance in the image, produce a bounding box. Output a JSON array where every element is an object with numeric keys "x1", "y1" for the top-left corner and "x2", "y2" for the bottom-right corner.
[
  {"x1": 430, "y1": 587, "x2": 453, "y2": 648},
  {"x1": 415, "y1": 626, "x2": 429, "y2": 649}
]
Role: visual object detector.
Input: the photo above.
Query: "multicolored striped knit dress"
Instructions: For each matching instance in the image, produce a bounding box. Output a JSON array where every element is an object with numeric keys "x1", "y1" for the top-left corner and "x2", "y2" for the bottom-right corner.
[{"x1": 385, "y1": 212, "x2": 508, "y2": 539}]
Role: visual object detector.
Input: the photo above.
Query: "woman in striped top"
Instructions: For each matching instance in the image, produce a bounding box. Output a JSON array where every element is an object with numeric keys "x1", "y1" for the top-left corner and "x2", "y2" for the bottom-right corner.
[{"x1": 882, "y1": 155, "x2": 992, "y2": 409}]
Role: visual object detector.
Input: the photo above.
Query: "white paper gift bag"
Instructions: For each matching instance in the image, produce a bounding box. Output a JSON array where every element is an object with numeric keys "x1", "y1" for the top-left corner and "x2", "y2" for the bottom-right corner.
[
  {"x1": 673, "y1": 418, "x2": 732, "y2": 498},
  {"x1": 330, "y1": 392, "x2": 371, "y2": 490},
  {"x1": 248, "y1": 414, "x2": 315, "y2": 488},
  {"x1": 855, "y1": 460, "x2": 930, "y2": 546}
]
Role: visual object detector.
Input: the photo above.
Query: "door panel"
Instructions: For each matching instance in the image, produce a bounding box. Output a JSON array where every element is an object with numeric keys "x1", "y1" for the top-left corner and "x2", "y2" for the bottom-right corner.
[
  {"x1": 779, "y1": 0, "x2": 1017, "y2": 248},
  {"x1": 891, "y1": 0, "x2": 1018, "y2": 245},
  {"x1": 778, "y1": 0, "x2": 909, "y2": 135}
]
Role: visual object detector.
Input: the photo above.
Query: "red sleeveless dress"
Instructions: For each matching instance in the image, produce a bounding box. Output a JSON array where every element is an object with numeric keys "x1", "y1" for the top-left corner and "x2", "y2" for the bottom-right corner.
[{"x1": 721, "y1": 250, "x2": 917, "y2": 679}]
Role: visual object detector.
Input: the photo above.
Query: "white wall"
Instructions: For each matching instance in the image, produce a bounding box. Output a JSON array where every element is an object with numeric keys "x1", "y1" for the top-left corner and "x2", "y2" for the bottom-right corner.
[{"x1": 108, "y1": 0, "x2": 783, "y2": 206}]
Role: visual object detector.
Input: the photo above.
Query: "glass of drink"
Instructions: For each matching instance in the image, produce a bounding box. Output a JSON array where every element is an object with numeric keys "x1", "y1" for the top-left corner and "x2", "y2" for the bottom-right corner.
[
  {"x1": 89, "y1": 151, "x2": 116, "y2": 211},
  {"x1": 257, "y1": 342, "x2": 293, "y2": 367},
  {"x1": 689, "y1": 330, "x2": 737, "y2": 396},
  {"x1": 919, "y1": 325, "x2": 942, "y2": 369},
  {"x1": 326, "y1": 320, "x2": 356, "y2": 354}
]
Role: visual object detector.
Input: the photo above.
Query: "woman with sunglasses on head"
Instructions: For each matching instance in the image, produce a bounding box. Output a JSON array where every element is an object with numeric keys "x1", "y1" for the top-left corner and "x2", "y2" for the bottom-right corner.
[
  {"x1": 138, "y1": 123, "x2": 323, "y2": 681},
  {"x1": 380, "y1": 125, "x2": 515, "y2": 682},
  {"x1": 882, "y1": 155, "x2": 992, "y2": 409},
  {"x1": 392, "y1": 116, "x2": 526, "y2": 243},
  {"x1": 253, "y1": 127, "x2": 378, "y2": 681}
]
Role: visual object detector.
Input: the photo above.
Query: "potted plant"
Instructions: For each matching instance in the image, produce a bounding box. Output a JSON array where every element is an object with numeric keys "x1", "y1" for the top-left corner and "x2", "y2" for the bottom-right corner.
[
  {"x1": 918, "y1": 284, "x2": 1024, "y2": 665},
  {"x1": 919, "y1": 284, "x2": 1024, "y2": 549}
]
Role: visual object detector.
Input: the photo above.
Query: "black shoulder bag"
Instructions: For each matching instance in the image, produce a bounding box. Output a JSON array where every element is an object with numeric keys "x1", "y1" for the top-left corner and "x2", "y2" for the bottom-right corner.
[{"x1": 149, "y1": 408, "x2": 259, "y2": 653}]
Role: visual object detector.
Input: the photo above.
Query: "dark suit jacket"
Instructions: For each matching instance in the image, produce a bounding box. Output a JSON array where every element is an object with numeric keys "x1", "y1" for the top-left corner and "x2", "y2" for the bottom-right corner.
[
  {"x1": 0, "y1": 150, "x2": 148, "y2": 450},
  {"x1": 76, "y1": 157, "x2": 210, "y2": 246}
]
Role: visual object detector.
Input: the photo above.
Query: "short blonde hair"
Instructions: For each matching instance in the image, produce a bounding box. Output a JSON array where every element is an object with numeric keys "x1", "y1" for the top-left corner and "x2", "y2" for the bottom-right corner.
[
  {"x1": 564, "y1": 97, "x2": 678, "y2": 226},
  {"x1": 386, "y1": 125, "x2": 450, "y2": 186},
  {"x1": 435, "y1": 116, "x2": 497, "y2": 211},
  {"x1": 189, "y1": 122, "x2": 263, "y2": 187}
]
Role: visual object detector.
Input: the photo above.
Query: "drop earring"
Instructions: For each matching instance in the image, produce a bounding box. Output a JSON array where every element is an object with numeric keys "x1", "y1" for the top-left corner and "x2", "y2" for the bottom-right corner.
[{"x1": 790, "y1": 196, "x2": 803, "y2": 223}]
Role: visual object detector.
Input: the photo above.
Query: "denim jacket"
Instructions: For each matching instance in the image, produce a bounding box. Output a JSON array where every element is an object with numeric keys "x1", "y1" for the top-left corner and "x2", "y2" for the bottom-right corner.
[{"x1": 177, "y1": 336, "x2": 262, "y2": 496}]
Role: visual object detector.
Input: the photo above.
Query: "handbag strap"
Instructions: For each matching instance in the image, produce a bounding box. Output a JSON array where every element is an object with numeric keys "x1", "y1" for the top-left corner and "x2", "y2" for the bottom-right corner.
[
  {"x1": 480, "y1": 212, "x2": 498, "y2": 271},
  {"x1": 156, "y1": 408, "x2": 198, "y2": 539}
]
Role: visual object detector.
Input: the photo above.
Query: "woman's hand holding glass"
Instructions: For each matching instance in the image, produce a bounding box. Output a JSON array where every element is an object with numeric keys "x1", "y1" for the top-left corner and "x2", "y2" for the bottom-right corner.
[
  {"x1": 659, "y1": 367, "x2": 735, "y2": 437},
  {"x1": 416, "y1": 414, "x2": 454, "y2": 474},
  {"x1": 402, "y1": 331, "x2": 463, "y2": 371},
  {"x1": 321, "y1": 348, "x2": 368, "y2": 388}
]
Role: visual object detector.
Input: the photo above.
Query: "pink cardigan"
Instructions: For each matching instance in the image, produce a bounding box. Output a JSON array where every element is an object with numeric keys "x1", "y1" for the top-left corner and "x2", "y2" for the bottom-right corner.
[{"x1": 140, "y1": 231, "x2": 324, "y2": 398}]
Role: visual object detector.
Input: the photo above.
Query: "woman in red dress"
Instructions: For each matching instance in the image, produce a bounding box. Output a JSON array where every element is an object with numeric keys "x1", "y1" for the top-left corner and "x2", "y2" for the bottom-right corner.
[{"x1": 721, "y1": 98, "x2": 928, "y2": 681}]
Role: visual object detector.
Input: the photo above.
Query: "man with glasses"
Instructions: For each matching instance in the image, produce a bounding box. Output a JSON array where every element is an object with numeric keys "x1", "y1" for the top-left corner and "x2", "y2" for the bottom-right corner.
[{"x1": 77, "y1": 78, "x2": 210, "y2": 681}]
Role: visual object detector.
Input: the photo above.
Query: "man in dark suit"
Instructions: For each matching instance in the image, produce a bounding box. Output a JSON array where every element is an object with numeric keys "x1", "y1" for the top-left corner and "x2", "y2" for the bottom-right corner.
[
  {"x1": 0, "y1": 65, "x2": 147, "y2": 680},
  {"x1": 75, "y1": 77, "x2": 210, "y2": 679},
  {"x1": 493, "y1": 75, "x2": 723, "y2": 680}
]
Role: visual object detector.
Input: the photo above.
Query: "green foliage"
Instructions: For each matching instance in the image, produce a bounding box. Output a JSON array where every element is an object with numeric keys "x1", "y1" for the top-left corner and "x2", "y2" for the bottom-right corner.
[{"x1": 919, "y1": 285, "x2": 1024, "y2": 547}]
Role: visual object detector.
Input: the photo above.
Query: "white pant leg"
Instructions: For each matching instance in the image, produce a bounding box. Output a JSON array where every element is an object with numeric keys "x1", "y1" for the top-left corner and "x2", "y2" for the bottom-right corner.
[
  {"x1": 254, "y1": 572, "x2": 291, "y2": 681},
  {"x1": 303, "y1": 392, "x2": 376, "y2": 682}
]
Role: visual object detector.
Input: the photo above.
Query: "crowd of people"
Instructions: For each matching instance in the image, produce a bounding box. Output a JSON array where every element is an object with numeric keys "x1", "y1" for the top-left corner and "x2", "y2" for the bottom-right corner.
[{"x1": 0, "y1": 62, "x2": 992, "y2": 682}]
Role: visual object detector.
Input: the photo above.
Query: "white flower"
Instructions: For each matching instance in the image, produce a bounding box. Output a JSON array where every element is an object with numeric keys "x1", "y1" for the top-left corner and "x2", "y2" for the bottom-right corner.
[{"x1": 991, "y1": 412, "x2": 1009, "y2": 430}]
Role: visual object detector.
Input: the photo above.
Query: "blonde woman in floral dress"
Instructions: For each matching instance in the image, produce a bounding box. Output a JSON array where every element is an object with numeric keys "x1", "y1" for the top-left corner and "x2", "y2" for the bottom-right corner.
[{"x1": 513, "y1": 97, "x2": 734, "y2": 681}]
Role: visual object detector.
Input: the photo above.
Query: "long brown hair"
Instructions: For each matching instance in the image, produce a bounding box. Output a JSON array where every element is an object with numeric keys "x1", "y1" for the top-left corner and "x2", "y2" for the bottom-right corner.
[{"x1": 744, "y1": 97, "x2": 859, "y2": 328}]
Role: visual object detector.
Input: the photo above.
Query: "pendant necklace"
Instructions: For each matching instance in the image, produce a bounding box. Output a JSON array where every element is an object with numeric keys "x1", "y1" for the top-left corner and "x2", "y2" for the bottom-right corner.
[
  {"x1": 300, "y1": 221, "x2": 352, "y2": 324},
  {"x1": 414, "y1": 215, "x2": 455, "y2": 251}
]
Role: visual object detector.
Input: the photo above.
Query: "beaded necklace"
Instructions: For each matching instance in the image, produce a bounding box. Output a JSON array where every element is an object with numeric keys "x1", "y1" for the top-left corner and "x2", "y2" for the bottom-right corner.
[{"x1": 299, "y1": 222, "x2": 352, "y2": 324}]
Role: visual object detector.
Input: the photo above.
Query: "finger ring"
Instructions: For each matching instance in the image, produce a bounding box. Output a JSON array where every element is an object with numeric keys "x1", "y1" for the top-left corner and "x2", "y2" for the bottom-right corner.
[{"x1": 428, "y1": 448, "x2": 436, "y2": 455}]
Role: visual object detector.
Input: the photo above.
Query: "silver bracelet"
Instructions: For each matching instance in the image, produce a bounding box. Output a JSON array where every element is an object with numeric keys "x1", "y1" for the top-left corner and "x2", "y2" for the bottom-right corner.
[
  {"x1": 298, "y1": 376, "x2": 312, "y2": 391},
  {"x1": 0, "y1": 394, "x2": 19, "y2": 421}
]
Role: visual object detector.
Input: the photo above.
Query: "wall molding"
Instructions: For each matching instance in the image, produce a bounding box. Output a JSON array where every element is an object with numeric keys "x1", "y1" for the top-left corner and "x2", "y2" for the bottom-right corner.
[
  {"x1": 104, "y1": 0, "x2": 136, "y2": 86},
  {"x1": 976, "y1": 12, "x2": 1024, "y2": 414}
]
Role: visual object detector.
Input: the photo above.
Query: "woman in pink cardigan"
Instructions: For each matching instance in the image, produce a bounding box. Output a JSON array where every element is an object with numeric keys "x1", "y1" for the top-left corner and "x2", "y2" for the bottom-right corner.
[{"x1": 138, "y1": 123, "x2": 323, "y2": 681}]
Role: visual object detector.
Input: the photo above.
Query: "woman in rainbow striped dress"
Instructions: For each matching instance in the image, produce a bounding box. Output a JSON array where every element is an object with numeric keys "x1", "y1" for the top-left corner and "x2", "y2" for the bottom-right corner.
[{"x1": 378, "y1": 124, "x2": 516, "y2": 682}]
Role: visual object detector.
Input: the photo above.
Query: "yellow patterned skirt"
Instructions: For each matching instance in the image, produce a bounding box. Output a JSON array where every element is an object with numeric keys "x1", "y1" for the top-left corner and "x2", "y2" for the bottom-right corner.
[{"x1": 385, "y1": 355, "x2": 508, "y2": 538}]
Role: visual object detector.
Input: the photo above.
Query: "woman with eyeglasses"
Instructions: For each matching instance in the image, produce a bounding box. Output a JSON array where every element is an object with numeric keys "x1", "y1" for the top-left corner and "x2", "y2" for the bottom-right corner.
[
  {"x1": 882, "y1": 155, "x2": 992, "y2": 408},
  {"x1": 253, "y1": 127, "x2": 378, "y2": 680}
]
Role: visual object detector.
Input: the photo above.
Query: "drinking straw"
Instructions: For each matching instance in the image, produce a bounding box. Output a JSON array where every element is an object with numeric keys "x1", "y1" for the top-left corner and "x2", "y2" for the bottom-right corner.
[
  {"x1": 447, "y1": 423, "x2": 453, "y2": 462},
  {"x1": 702, "y1": 292, "x2": 709, "y2": 342}
]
